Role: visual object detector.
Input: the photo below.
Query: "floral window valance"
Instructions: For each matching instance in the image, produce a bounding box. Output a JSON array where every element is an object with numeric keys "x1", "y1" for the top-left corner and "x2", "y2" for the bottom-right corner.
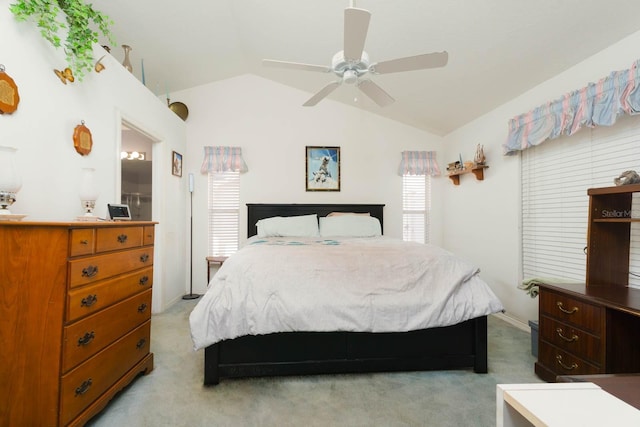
[
  {"x1": 397, "y1": 151, "x2": 441, "y2": 176},
  {"x1": 201, "y1": 146, "x2": 249, "y2": 174},
  {"x1": 503, "y1": 59, "x2": 640, "y2": 155}
]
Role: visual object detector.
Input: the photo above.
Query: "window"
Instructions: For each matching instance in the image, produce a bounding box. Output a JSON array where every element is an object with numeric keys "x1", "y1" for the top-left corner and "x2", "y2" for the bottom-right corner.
[
  {"x1": 208, "y1": 171, "x2": 240, "y2": 256},
  {"x1": 521, "y1": 113, "x2": 640, "y2": 288},
  {"x1": 403, "y1": 174, "x2": 431, "y2": 243}
]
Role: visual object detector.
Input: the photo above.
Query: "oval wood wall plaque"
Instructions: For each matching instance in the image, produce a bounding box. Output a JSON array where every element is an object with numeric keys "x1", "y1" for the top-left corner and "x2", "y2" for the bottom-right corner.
[
  {"x1": 0, "y1": 67, "x2": 20, "y2": 114},
  {"x1": 73, "y1": 122, "x2": 93, "y2": 156}
]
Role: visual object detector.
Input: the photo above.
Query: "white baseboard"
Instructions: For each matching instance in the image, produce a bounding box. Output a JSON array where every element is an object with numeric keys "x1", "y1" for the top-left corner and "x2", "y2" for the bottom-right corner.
[{"x1": 492, "y1": 312, "x2": 531, "y2": 333}]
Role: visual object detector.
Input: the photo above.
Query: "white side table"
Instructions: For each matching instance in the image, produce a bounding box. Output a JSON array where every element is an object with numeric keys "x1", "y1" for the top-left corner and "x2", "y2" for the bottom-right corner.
[{"x1": 497, "y1": 383, "x2": 640, "y2": 426}]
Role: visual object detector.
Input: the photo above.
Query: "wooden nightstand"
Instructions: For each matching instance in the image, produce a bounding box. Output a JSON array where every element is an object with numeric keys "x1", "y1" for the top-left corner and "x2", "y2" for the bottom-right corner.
[{"x1": 206, "y1": 256, "x2": 228, "y2": 283}]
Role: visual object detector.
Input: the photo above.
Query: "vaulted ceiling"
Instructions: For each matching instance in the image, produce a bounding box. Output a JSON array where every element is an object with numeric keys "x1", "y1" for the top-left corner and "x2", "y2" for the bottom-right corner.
[{"x1": 92, "y1": 0, "x2": 640, "y2": 135}]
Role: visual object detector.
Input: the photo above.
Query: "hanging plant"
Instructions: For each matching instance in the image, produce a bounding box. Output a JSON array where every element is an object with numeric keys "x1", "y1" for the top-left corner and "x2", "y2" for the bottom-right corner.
[{"x1": 9, "y1": 0, "x2": 115, "y2": 81}]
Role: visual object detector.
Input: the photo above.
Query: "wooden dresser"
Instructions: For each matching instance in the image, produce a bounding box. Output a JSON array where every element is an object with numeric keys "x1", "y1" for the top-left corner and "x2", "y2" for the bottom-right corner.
[
  {"x1": 0, "y1": 221, "x2": 156, "y2": 426},
  {"x1": 535, "y1": 184, "x2": 640, "y2": 381}
]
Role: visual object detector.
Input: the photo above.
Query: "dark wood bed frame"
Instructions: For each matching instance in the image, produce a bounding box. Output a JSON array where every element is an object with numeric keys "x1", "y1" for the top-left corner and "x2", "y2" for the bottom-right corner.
[{"x1": 203, "y1": 203, "x2": 488, "y2": 385}]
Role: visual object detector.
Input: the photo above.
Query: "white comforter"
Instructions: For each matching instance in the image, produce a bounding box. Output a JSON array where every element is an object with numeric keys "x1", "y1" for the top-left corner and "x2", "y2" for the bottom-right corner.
[{"x1": 189, "y1": 236, "x2": 503, "y2": 350}]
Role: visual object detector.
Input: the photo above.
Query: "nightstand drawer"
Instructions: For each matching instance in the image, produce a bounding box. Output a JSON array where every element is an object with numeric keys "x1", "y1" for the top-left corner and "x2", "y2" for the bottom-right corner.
[
  {"x1": 60, "y1": 321, "x2": 151, "y2": 426},
  {"x1": 538, "y1": 343, "x2": 601, "y2": 377},
  {"x1": 67, "y1": 267, "x2": 153, "y2": 322},
  {"x1": 62, "y1": 290, "x2": 152, "y2": 372},
  {"x1": 68, "y1": 247, "x2": 154, "y2": 288},
  {"x1": 539, "y1": 290, "x2": 603, "y2": 334},
  {"x1": 540, "y1": 316, "x2": 602, "y2": 364}
]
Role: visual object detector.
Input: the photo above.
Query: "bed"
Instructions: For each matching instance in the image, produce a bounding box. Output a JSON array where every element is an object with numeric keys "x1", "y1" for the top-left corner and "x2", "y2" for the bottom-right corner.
[{"x1": 190, "y1": 203, "x2": 503, "y2": 385}]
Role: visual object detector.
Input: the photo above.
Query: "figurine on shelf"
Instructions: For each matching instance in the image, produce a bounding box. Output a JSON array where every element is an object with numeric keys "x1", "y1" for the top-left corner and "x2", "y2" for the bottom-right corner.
[
  {"x1": 614, "y1": 170, "x2": 640, "y2": 186},
  {"x1": 474, "y1": 144, "x2": 486, "y2": 165}
]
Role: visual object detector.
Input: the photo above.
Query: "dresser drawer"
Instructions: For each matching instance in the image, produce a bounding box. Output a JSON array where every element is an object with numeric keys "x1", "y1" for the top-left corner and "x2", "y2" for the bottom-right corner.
[
  {"x1": 538, "y1": 342, "x2": 601, "y2": 377},
  {"x1": 60, "y1": 321, "x2": 151, "y2": 426},
  {"x1": 539, "y1": 316, "x2": 602, "y2": 364},
  {"x1": 63, "y1": 290, "x2": 152, "y2": 372},
  {"x1": 539, "y1": 289, "x2": 603, "y2": 334},
  {"x1": 69, "y1": 228, "x2": 95, "y2": 257},
  {"x1": 95, "y1": 226, "x2": 143, "y2": 253},
  {"x1": 67, "y1": 267, "x2": 153, "y2": 322},
  {"x1": 68, "y1": 247, "x2": 154, "y2": 288},
  {"x1": 143, "y1": 225, "x2": 155, "y2": 246}
]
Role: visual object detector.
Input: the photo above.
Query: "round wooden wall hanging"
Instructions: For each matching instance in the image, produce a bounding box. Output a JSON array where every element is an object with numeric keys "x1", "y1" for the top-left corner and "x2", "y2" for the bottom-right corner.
[
  {"x1": 0, "y1": 65, "x2": 20, "y2": 114},
  {"x1": 73, "y1": 121, "x2": 93, "y2": 156}
]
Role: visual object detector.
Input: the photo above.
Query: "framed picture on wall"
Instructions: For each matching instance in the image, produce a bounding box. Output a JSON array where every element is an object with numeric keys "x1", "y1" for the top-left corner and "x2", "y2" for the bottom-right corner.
[
  {"x1": 172, "y1": 151, "x2": 183, "y2": 177},
  {"x1": 306, "y1": 146, "x2": 340, "y2": 191}
]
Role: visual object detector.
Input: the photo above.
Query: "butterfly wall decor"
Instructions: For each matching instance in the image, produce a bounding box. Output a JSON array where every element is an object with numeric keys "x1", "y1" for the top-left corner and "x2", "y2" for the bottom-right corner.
[{"x1": 54, "y1": 67, "x2": 75, "y2": 84}]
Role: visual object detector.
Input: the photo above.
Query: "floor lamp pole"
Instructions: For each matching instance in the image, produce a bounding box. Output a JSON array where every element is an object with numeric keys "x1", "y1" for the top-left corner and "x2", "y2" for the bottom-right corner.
[{"x1": 183, "y1": 173, "x2": 200, "y2": 300}]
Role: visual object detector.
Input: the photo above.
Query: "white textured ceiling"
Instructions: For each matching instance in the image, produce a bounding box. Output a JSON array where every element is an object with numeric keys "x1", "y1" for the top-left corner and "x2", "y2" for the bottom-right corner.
[{"x1": 91, "y1": 0, "x2": 640, "y2": 135}]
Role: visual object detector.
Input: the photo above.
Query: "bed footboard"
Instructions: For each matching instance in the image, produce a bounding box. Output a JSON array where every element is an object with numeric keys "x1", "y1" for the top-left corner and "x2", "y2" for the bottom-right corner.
[
  {"x1": 204, "y1": 343, "x2": 221, "y2": 385},
  {"x1": 203, "y1": 316, "x2": 488, "y2": 385}
]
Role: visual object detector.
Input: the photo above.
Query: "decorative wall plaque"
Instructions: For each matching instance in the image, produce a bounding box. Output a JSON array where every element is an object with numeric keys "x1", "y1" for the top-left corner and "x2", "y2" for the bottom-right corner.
[
  {"x1": 0, "y1": 65, "x2": 20, "y2": 114},
  {"x1": 73, "y1": 121, "x2": 93, "y2": 156}
]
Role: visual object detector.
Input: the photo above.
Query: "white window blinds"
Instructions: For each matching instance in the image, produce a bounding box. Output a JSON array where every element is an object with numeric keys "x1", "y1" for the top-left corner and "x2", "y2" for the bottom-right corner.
[
  {"x1": 208, "y1": 171, "x2": 240, "y2": 257},
  {"x1": 521, "y1": 113, "x2": 640, "y2": 288},
  {"x1": 403, "y1": 175, "x2": 431, "y2": 244}
]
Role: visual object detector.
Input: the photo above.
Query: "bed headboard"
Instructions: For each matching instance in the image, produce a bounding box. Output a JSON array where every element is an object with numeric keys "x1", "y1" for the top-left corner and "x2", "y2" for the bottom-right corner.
[{"x1": 246, "y1": 203, "x2": 385, "y2": 237}]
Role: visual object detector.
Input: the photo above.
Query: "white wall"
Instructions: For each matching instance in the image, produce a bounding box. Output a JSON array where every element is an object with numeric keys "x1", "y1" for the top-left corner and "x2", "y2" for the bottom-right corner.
[
  {"x1": 443, "y1": 29, "x2": 640, "y2": 325},
  {"x1": 172, "y1": 74, "x2": 445, "y2": 295},
  {"x1": 1, "y1": 4, "x2": 188, "y2": 313}
]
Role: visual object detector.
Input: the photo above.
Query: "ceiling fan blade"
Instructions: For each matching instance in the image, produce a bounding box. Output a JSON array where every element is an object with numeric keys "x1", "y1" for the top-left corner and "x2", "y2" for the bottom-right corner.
[
  {"x1": 263, "y1": 59, "x2": 331, "y2": 73},
  {"x1": 303, "y1": 81, "x2": 341, "y2": 106},
  {"x1": 343, "y1": 7, "x2": 371, "y2": 61},
  {"x1": 371, "y1": 51, "x2": 449, "y2": 74},
  {"x1": 357, "y1": 79, "x2": 395, "y2": 107}
]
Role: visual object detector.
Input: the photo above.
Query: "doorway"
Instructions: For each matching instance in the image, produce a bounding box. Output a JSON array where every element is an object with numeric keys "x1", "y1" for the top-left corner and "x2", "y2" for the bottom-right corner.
[{"x1": 121, "y1": 123, "x2": 154, "y2": 221}]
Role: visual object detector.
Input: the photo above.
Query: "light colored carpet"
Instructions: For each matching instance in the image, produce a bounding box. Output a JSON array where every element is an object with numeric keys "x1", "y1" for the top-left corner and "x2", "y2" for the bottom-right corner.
[{"x1": 86, "y1": 300, "x2": 541, "y2": 427}]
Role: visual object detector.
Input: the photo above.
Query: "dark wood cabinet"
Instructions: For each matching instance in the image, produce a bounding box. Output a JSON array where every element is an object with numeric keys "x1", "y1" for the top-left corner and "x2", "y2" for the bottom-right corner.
[{"x1": 535, "y1": 184, "x2": 640, "y2": 382}]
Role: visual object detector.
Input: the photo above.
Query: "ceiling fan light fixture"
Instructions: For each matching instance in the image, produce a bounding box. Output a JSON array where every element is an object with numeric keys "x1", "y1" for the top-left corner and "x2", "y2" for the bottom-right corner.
[
  {"x1": 262, "y1": 4, "x2": 448, "y2": 107},
  {"x1": 343, "y1": 69, "x2": 358, "y2": 85}
]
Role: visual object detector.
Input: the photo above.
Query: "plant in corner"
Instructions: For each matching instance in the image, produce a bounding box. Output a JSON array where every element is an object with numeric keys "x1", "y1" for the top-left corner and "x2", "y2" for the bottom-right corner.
[{"x1": 9, "y1": 0, "x2": 115, "y2": 81}]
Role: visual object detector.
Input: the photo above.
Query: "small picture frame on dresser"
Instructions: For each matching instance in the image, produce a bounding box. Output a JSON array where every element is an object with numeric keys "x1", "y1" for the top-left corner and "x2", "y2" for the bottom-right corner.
[{"x1": 107, "y1": 203, "x2": 132, "y2": 221}]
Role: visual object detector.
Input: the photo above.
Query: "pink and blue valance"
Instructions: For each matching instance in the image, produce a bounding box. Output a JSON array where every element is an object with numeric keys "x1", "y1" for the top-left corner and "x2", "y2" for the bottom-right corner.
[
  {"x1": 504, "y1": 59, "x2": 640, "y2": 155},
  {"x1": 397, "y1": 151, "x2": 441, "y2": 176},
  {"x1": 201, "y1": 146, "x2": 249, "y2": 174}
]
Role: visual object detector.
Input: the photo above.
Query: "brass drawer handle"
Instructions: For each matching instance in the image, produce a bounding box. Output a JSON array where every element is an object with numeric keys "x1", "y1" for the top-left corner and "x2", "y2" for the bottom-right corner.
[
  {"x1": 140, "y1": 253, "x2": 150, "y2": 263},
  {"x1": 75, "y1": 378, "x2": 92, "y2": 396},
  {"x1": 137, "y1": 303, "x2": 148, "y2": 313},
  {"x1": 81, "y1": 294, "x2": 98, "y2": 307},
  {"x1": 79, "y1": 239, "x2": 89, "y2": 245},
  {"x1": 556, "y1": 354, "x2": 578, "y2": 370},
  {"x1": 556, "y1": 328, "x2": 579, "y2": 342},
  {"x1": 136, "y1": 338, "x2": 146, "y2": 349},
  {"x1": 77, "y1": 331, "x2": 95, "y2": 346},
  {"x1": 139, "y1": 275, "x2": 149, "y2": 286},
  {"x1": 557, "y1": 301, "x2": 579, "y2": 315},
  {"x1": 81, "y1": 265, "x2": 98, "y2": 278},
  {"x1": 117, "y1": 234, "x2": 128, "y2": 244}
]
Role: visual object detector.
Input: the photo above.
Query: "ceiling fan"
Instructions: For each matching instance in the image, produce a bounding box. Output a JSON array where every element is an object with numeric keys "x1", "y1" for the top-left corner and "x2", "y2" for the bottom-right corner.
[{"x1": 263, "y1": 1, "x2": 448, "y2": 107}]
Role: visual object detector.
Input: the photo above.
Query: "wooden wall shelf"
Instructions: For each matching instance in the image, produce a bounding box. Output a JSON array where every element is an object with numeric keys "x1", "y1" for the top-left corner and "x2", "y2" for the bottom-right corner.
[{"x1": 447, "y1": 165, "x2": 488, "y2": 185}]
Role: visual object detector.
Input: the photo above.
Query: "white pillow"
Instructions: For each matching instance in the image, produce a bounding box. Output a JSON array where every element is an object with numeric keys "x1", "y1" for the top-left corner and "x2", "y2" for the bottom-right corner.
[
  {"x1": 256, "y1": 214, "x2": 319, "y2": 237},
  {"x1": 326, "y1": 211, "x2": 370, "y2": 217},
  {"x1": 319, "y1": 215, "x2": 382, "y2": 237}
]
